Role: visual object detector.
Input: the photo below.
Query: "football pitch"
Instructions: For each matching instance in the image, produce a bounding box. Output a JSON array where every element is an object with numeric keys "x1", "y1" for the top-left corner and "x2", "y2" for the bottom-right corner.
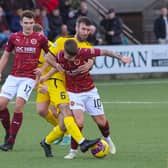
[{"x1": 0, "y1": 78, "x2": 168, "y2": 168}]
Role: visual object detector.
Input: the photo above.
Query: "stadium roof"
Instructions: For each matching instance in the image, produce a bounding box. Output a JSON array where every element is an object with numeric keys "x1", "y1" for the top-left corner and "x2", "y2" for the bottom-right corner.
[{"x1": 97, "y1": 0, "x2": 158, "y2": 13}]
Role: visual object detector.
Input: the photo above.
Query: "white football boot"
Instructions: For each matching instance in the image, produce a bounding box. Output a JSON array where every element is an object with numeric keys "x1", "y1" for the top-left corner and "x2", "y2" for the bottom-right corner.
[
  {"x1": 64, "y1": 149, "x2": 78, "y2": 159},
  {"x1": 104, "y1": 137, "x2": 116, "y2": 154}
]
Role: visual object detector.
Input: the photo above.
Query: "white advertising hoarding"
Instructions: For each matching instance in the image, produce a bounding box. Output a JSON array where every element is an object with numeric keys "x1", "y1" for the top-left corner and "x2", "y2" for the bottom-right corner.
[{"x1": 90, "y1": 44, "x2": 168, "y2": 74}]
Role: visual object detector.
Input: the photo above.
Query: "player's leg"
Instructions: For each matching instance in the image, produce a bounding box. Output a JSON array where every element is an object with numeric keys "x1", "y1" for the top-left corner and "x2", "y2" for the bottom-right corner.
[
  {"x1": 64, "y1": 109, "x2": 84, "y2": 159},
  {"x1": 40, "y1": 85, "x2": 99, "y2": 157},
  {"x1": 36, "y1": 85, "x2": 58, "y2": 126},
  {"x1": 40, "y1": 113, "x2": 65, "y2": 157},
  {"x1": 0, "y1": 77, "x2": 35, "y2": 151},
  {"x1": 0, "y1": 97, "x2": 10, "y2": 143},
  {"x1": 47, "y1": 79, "x2": 70, "y2": 144},
  {"x1": 92, "y1": 115, "x2": 116, "y2": 154},
  {"x1": 0, "y1": 75, "x2": 17, "y2": 147},
  {"x1": 85, "y1": 88, "x2": 116, "y2": 154},
  {"x1": 60, "y1": 103, "x2": 100, "y2": 153}
]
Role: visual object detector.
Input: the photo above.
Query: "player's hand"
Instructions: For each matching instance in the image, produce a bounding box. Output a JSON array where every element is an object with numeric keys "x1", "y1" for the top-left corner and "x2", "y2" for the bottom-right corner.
[
  {"x1": 39, "y1": 85, "x2": 48, "y2": 94},
  {"x1": 33, "y1": 68, "x2": 42, "y2": 76},
  {"x1": 56, "y1": 63, "x2": 65, "y2": 72},
  {"x1": 77, "y1": 59, "x2": 94, "y2": 73},
  {"x1": 120, "y1": 56, "x2": 132, "y2": 64},
  {"x1": 39, "y1": 75, "x2": 48, "y2": 83}
]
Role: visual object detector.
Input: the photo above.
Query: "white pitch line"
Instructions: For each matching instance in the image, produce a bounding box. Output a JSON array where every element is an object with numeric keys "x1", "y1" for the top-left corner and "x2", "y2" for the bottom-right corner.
[
  {"x1": 95, "y1": 80, "x2": 168, "y2": 86},
  {"x1": 103, "y1": 101, "x2": 168, "y2": 104}
]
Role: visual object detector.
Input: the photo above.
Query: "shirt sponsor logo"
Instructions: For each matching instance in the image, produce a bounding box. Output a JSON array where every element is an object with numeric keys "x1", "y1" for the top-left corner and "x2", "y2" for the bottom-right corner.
[
  {"x1": 31, "y1": 39, "x2": 37, "y2": 45},
  {"x1": 16, "y1": 38, "x2": 20, "y2": 42},
  {"x1": 16, "y1": 47, "x2": 36, "y2": 53}
]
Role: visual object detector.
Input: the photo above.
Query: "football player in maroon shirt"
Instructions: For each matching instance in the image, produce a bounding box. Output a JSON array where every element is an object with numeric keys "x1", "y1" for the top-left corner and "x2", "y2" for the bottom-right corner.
[
  {"x1": 46, "y1": 39, "x2": 131, "y2": 158},
  {"x1": 0, "y1": 10, "x2": 49, "y2": 151}
]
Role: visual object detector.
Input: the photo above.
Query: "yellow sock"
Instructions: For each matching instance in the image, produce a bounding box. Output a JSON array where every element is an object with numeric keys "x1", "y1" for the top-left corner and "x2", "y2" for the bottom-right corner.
[
  {"x1": 45, "y1": 125, "x2": 64, "y2": 144},
  {"x1": 64, "y1": 116, "x2": 84, "y2": 144},
  {"x1": 45, "y1": 110, "x2": 58, "y2": 126}
]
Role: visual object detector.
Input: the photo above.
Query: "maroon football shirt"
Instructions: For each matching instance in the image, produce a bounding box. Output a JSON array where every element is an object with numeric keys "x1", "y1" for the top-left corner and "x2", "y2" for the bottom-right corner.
[
  {"x1": 5, "y1": 32, "x2": 49, "y2": 79},
  {"x1": 57, "y1": 48, "x2": 101, "y2": 93}
]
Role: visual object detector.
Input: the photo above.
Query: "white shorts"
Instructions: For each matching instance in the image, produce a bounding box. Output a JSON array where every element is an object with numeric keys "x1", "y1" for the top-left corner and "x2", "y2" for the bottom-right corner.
[
  {"x1": 0, "y1": 75, "x2": 36, "y2": 101},
  {"x1": 68, "y1": 87, "x2": 104, "y2": 116}
]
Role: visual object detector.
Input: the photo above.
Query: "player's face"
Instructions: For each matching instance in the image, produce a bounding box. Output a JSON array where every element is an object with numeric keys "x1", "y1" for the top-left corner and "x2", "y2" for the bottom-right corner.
[
  {"x1": 20, "y1": 17, "x2": 35, "y2": 35},
  {"x1": 76, "y1": 23, "x2": 90, "y2": 41}
]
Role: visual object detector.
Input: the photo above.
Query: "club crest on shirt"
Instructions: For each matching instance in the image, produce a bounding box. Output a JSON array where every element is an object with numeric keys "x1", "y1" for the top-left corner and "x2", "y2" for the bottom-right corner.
[
  {"x1": 74, "y1": 59, "x2": 80, "y2": 65},
  {"x1": 31, "y1": 39, "x2": 37, "y2": 45}
]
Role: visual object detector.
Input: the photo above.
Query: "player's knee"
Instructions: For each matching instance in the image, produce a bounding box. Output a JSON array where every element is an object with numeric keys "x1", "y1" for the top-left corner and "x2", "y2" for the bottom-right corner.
[
  {"x1": 37, "y1": 109, "x2": 46, "y2": 117},
  {"x1": 36, "y1": 107, "x2": 48, "y2": 117},
  {"x1": 75, "y1": 120, "x2": 84, "y2": 128}
]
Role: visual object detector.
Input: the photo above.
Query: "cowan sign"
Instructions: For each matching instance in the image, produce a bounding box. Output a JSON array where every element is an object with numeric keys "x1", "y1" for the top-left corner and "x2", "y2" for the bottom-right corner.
[{"x1": 90, "y1": 44, "x2": 168, "y2": 74}]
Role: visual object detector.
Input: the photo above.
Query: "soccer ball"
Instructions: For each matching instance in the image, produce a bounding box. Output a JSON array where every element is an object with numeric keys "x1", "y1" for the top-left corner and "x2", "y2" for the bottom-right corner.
[{"x1": 90, "y1": 139, "x2": 109, "y2": 158}]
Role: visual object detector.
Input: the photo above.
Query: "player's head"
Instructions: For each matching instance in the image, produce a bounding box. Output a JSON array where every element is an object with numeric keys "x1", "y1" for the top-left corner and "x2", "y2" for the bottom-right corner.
[
  {"x1": 75, "y1": 16, "x2": 92, "y2": 41},
  {"x1": 33, "y1": 23, "x2": 44, "y2": 34},
  {"x1": 64, "y1": 39, "x2": 78, "y2": 61},
  {"x1": 20, "y1": 10, "x2": 35, "y2": 35}
]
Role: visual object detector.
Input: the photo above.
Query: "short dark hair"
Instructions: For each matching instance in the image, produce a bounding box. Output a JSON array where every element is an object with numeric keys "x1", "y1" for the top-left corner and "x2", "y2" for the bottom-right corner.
[
  {"x1": 64, "y1": 39, "x2": 78, "y2": 57},
  {"x1": 76, "y1": 16, "x2": 92, "y2": 26},
  {"x1": 21, "y1": 10, "x2": 35, "y2": 20},
  {"x1": 33, "y1": 23, "x2": 43, "y2": 32}
]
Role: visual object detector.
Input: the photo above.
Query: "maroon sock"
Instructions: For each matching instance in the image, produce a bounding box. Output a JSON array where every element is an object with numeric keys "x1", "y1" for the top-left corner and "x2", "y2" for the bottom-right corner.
[
  {"x1": 98, "y1": 120, "x2": 110, "y2": 137},
  {"x1": 0, "y1": 108, "x2": 10, "y2": 135},
  {"x1": 9, "y1": 112, "x2": 23, "y2": 144},
  {"x1": 71, "y1": 127, "x2": 83, "y2": 150}
]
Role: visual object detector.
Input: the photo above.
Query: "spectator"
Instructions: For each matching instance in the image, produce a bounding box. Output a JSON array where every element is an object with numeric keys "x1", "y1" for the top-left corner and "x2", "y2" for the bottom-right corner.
[
  {"x1": 66, "y1": 8, "x2": 77, "y2": 35},
  {"x1": 87, "y1": 25, "x2": 103, "y2": 45},
  {"x1": 34, "y1": 8, "x2": 43, "y2": 25},
  {"x1": 59, "y1": 0, "x2": 72, "y2": 24},
  {"x1": 100, "y1": 8, "x2": 123, "y2": 45},
  {"x1": 10, "y1": 8, "x2": 22, "y2": 33},
  {"x1": 36, "y1": 0, "x2": 59, "y2": 13},
  {"x1": 0, "y1": 6, "x2": 11, "y2": 47},
  {"x1": 47, "y1": 7, "x2": 63, "y2": 41},
  {"x1": 154, "y1": 7, "x2": 168, "y2": 44},
  {"x1": 60, "y1": 24, "x2": 69, "y2": 37},
  {"x1": 75, "y1": 1, "x2": 88, "y2": 17},
  {"x1": 41, "y1": 8, "x2": 49, "y2": 37}
]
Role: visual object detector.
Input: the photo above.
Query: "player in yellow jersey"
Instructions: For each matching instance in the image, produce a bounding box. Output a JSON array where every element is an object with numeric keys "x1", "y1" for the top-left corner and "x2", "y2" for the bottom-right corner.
[
  {"x1": 43, "y1": 16, "x2": 116, "y2": 159},
  {"x1": 34, "y1": 24, "x2": 70, "y2": 145},
  {"x1": 33, "y1": 24, "x2": 58, "y2": 127}
]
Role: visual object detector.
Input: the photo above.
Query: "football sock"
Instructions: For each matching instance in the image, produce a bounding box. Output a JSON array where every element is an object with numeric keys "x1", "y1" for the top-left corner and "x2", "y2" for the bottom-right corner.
[
  {"x1": 71, "y1": 127, "x2": 83, "y2": 149},
  {"x1": 98, "y1": 120, "x2": 110, "y2": 137},
  {"x1": 45, "y1": 109, "x2": 58, "y2": 126},
  {"x1": 45, "y1": 125, "x2": 64, "y2": 144},
  {"x1": 64, "y1": 116, "x2": 84, "y2": 144},
  {"x1": 9, "y1": 112, "x2": 23, "y2": 144},
  {"x1": 0, "y1": 108, "x2": 10, "y2": 135}
]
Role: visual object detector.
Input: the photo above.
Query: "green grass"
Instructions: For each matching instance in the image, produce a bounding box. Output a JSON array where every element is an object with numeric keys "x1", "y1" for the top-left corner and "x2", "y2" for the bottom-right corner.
[{"x1": 0, "y1": 78, "x2": 168, "y2": 168}]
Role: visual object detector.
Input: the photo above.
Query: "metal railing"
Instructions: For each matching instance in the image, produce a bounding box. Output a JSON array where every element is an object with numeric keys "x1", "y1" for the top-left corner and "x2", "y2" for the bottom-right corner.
[{"x1": 86, "y1": 0, "x2": 141, "y2": 44}]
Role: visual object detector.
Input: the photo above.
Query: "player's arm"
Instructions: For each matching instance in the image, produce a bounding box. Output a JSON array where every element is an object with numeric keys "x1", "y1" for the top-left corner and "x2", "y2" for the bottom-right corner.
[
  {"x1": 34, "y1": 62, "x2": 49, "y2": 76},
  {"x1": 0, "y1": 50, "x2": 10, "y2": 81},
  {"x1": 39, "y1": 67, "x2": 58, "y2": 83},
  {"x1": 45, "y1": 52, "x2": 64, "y2": 72},
  {"x1": 77, "y1": 58, "x2": 95, "y2": 73},
  {"x1": 100, "y1": 49, "x2": 132, "y2": 64}
]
